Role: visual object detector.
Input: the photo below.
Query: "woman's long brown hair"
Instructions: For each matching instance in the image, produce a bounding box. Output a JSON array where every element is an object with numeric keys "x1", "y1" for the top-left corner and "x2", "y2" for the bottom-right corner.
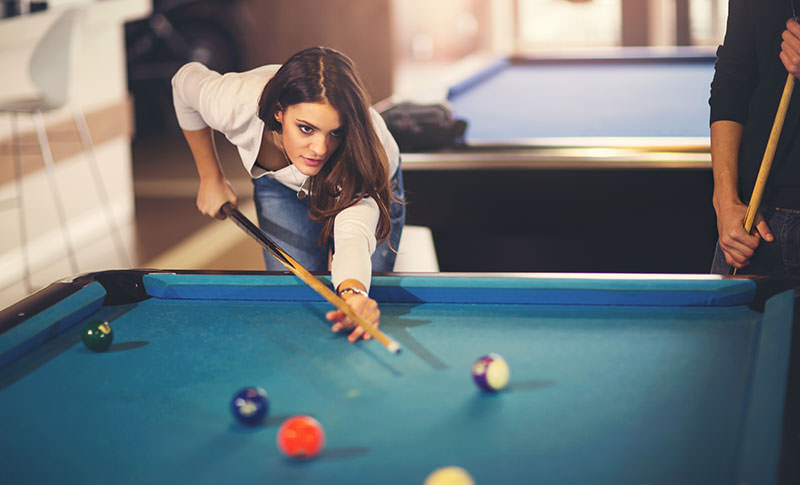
[{"x1": 258, "y1": 47, "x2": 394, "y2": 247}]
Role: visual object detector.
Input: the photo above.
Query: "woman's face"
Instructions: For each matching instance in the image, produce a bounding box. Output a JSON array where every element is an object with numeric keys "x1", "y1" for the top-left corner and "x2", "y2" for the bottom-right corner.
[{"x1": 275, "y1": 102, "x2": 343, "y2": 176}]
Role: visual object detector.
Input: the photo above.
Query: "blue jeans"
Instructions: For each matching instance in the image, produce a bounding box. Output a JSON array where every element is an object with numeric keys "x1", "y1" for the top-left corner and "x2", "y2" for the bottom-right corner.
[
  {"x1": 251, "y1": 166, "x2": 406, "y2": 274},
  {"x1": 711, "y1": 207, "x2": 800, "y2": 275}
]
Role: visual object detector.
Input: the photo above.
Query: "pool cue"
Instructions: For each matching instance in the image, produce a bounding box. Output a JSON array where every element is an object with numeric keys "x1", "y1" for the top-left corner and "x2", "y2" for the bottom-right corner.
[
  {"x1": 220, "y1": 202, "x2": 400, "y2": 354},
  {"x1": 732, "y1": 73, "x2": 795, "y2": 276}
]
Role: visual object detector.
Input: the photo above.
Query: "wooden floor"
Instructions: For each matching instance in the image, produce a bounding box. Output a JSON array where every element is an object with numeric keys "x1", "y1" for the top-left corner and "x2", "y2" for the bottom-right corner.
[{"x1": 129, "y1": 126, "x2": 265, "y2": 270}]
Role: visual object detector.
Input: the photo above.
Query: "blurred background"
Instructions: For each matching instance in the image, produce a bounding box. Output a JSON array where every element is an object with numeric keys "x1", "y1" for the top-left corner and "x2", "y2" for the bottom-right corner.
[{"x1": 0, "y1": 0, "x2": 728, "y2": 307}]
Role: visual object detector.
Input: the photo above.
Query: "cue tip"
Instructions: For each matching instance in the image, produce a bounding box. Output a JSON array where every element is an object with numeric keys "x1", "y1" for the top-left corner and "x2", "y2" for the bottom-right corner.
[{"x1": 386, "y1": 341, "x2": 401, "y2": 354}]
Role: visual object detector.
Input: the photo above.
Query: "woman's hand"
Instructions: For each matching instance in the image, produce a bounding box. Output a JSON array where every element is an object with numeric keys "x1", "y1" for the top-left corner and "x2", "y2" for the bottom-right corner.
[
  {"x1": 326, "y1": 292, "x2": 380, "y2": 343},
  {"x1": 197, "y1": 176, "x2": 238, "y2": 220},
  {"x1": 716, "y1": 201, "x2": 773, "y2": 269},
  {"x1": 781, "y1": 18, "x2": 800, "y2": 77}
]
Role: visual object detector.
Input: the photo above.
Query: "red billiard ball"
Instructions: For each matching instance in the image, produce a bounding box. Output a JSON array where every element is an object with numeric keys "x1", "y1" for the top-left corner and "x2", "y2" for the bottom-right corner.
[
  {"x1": 231, "y1": 387, "x2": 269, "y2": 426},
  {"x1": 277, "y1": 415, "x2": 325, "y2": 459},
  {"x1": 471, "y1": 353, "x2": 510, "y2": 392}
]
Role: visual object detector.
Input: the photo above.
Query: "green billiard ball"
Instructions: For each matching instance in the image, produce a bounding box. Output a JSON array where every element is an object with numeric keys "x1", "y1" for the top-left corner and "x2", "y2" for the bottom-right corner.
[{"x1": 81, "y1": 320, "x2": 113, "y2": 352}]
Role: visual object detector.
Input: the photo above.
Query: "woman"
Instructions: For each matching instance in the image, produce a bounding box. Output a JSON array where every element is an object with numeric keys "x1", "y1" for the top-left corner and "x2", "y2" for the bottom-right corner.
[{"x1": 172, "y1": 46, "x2": 405, "y2": 342}]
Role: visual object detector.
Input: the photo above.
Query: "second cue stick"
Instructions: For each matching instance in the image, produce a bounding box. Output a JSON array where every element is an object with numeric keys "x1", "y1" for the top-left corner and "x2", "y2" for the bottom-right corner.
[
  {"x1": 221, "y1": 202, "x2": 401, "y2": 354},
  {"x1": 732, "y1": 73, "x2": 796, "y2": 276}
]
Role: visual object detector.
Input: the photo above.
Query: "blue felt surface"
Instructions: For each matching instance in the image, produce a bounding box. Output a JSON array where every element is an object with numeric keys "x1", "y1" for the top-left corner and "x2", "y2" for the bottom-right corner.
[
  {"x1": 0, "y1": 274, "x2": 791, "y2": 484},
  {"x1": 448, "y1": 60, "x2": 715, "y2": 141}
]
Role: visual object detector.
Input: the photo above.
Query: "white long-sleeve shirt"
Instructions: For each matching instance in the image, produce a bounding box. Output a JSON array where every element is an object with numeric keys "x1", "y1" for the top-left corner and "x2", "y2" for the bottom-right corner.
[{"x1": 172, "y1": 62, "x2": 399, "y2": 290}]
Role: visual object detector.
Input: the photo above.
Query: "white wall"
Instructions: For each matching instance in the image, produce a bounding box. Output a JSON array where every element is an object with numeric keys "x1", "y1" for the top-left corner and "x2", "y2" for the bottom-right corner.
[{"x1": 0, "y1": 0, "x2": 150, "y2": 300}]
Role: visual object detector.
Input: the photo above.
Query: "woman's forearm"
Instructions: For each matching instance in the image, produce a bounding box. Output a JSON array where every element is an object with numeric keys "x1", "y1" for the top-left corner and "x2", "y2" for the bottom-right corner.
[{"x1": 182, "y1": 127, "x2": 225, "y2": 181}]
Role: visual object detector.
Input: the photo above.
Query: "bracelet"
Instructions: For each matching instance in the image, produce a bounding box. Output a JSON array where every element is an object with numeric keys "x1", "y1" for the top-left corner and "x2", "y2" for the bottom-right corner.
[{"x1": 338, "y1": 287, "x2": 368, "y2": 298}]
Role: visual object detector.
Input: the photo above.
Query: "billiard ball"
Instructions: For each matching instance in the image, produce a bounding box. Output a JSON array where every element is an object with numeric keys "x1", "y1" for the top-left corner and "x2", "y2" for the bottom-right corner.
[
  {"x1": 424, "y1": 466, "x2": 475, "y2": 485},
  {"x1": 230, "y1": 387, "x2": 269, "y2": 426},
  {"x1": 471, "y1": 352, "x2": 510, "y2": 392},
  {"x1": 81, "y1": 320, "x2": 113, "y2": 352},
  {"x1": 277, "y1": 415, "x2": 325, "y2": 459}
]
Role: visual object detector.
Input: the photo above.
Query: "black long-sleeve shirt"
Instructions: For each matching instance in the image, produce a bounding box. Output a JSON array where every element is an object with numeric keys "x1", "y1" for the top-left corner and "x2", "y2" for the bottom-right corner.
[{"x1": 710, "y1": 0, "x2": 800, "y2": 209}]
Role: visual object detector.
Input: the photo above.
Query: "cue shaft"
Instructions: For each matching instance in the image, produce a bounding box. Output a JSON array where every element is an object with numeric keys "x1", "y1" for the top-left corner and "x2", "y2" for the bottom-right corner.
[
  {"x1": 743, "y1": 74, "x2": 795, "y2": 233},
  {"x1": 733, "y1": 73, "x2": 795, "y2": 276},
  {"x1": 221, "y1": 202, "x2": 400, "y2": 354}
]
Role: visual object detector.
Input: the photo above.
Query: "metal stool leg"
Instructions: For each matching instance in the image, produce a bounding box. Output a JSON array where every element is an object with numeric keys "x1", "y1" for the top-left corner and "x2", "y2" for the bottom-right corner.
[
  {"x1": 10, "y1": 113, "x2": 33, "y2": 291},
  {"x1": 33, "y1": 110, "x2": 79, "y2": 274},
  {"x1": 72, "y1": 108, "x2": 130, "y2": 267}
]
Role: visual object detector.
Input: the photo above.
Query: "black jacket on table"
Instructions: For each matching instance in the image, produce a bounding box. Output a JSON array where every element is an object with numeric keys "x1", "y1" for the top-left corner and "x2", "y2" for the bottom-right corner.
[{"x1": 710, "y1": 0, "x2": 800, "y2": 209}]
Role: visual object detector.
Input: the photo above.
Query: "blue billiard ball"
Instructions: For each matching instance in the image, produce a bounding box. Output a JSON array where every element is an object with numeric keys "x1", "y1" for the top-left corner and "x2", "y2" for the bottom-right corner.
[{"x1": 231, "y1": 387, "x2": 269, "y2": 425}]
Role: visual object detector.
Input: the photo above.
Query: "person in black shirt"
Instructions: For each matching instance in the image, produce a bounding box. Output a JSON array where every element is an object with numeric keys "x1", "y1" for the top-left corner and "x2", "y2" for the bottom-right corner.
[{"x1": 710, "y1": 0, "x2": 800, "y2": 275}]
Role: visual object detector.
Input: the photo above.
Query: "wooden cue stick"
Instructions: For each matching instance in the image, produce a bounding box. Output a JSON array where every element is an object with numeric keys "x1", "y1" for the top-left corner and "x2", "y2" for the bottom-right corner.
[
  {"x1": 732, "y1": 74, "x2": 795, "y2": 276},
  {"x1": 220, "y1": 202, "x2": 400, "y2": 354}
]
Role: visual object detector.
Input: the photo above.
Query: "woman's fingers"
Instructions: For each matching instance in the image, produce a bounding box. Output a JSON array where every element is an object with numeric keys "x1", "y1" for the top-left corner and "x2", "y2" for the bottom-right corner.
[{"x1": 326, "y1": 297, "x2": 380, "y2": 342}]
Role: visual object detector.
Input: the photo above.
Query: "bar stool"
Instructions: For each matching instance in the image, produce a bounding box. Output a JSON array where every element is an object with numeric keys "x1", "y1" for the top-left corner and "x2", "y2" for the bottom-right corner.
[{"x1": 0, "y1": 7, "x2": 129, "y2": 291}]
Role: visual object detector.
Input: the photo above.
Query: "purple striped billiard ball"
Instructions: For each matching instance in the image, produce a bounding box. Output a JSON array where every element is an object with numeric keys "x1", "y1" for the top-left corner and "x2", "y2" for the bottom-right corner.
[{"x1": 472, "y1": 353, "x2": 510, "y2": 392}]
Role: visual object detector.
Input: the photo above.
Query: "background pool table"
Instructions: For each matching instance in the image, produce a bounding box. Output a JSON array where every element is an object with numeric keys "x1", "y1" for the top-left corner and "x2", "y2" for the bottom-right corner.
[
  {"x1": 446, "y1": 51, "x2": 714, "y2": 149},
  {"x1": 395, "y1": 50, "x2": 719, "y2": 274},
  {"x1": 2, "y1": 270, "x2": 799, "y2": 484}
]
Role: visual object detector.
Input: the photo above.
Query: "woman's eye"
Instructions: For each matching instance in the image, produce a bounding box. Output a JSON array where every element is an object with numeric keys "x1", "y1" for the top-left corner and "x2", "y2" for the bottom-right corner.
[
  {"x1": 330, "y1": 130, "x2": 342, "y2": 138},
  {"x1": 298, "y1": 124, "x2": 313, "y2": 134}
]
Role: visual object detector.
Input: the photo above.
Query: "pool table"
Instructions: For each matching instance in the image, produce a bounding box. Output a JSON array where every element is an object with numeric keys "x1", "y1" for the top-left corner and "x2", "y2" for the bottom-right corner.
[
  {"x1": 394, "y1": 50, "x2": 720, "y2": 273},
  {"x1": 2, "y1": 270, "x2": 799, "y2": 484},
  {"x1": 450, "y1": 52, "x2": 713, "y2": 145},
  {"x1": 399, "y1": 49, "x2": 716, "y2": 170}
]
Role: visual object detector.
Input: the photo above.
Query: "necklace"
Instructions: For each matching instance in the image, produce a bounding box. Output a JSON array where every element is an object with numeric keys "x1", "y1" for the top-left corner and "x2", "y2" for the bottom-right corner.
[
  {"x1": 273, "y1": 132, "x2": 308, "y2": 200},
  {"x1": 283, "y1": 151, "x2": 310, "y2": 200}
]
